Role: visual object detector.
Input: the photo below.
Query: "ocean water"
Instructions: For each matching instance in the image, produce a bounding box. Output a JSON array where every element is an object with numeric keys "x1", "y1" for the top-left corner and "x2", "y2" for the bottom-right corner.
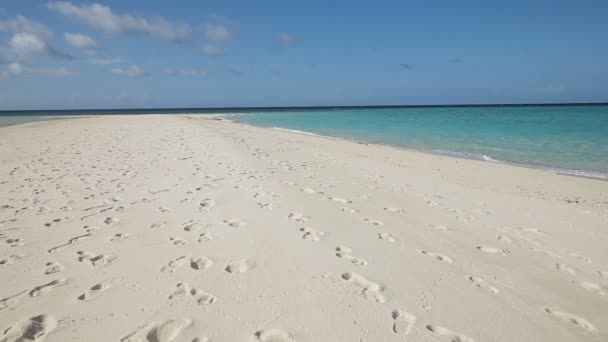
[
  {"x1": 227, "y1": 105, "x2": 608, "y2": 179},
  {"x1": 0, "y1": 115, "x2": 61, "y2": 127},
  {"x1": 2, "y1": 105, "x2": 607, "y2": 179}
]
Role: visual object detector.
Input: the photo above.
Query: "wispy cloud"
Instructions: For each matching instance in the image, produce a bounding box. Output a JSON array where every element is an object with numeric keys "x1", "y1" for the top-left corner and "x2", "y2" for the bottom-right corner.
[
  {"x1": 166, "y1": 68, "x2": 209, "y2": 77},
  {"x1": 47, "y1": 1, "x2": 190, "y2": 42},
  {"x1": 89, "y1": 57, "x2": 122, "y2": 65},
  {"x1": 63, "y1": 32, "x2": 121, "y2": 64},
  {"x1": 204, "y1": 24, "x2": 233, "y2": 42},
  {"x1": 1, "y1": 62, "x2": 78, "y2": 78},
  {"x1": 0, "y1": 15, "x2": 53, "y2": 40},
  {"x1": 201, "y1": 44, "x2": 223, "y2": 57},
  {"x1": 64, "y1": 32, "x2": 97, "y2": 51},
  {"x1": 108, "y1": 64, "x2": 147, "y2": 77},
  {"x1": 278, "y1": 33, "x2": 299, "y2": 46}
]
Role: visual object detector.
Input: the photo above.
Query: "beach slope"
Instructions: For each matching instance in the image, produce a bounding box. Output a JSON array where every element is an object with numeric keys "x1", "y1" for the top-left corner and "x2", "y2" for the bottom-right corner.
[{"x1": 0, "y1": 115, "x2": 607, "y2": 341}]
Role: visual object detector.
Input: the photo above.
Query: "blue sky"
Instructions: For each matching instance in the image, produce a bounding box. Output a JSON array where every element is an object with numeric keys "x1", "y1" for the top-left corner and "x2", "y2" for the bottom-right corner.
[{"x1": 1, "y1": 1, "x2": 607, "y2": 109}]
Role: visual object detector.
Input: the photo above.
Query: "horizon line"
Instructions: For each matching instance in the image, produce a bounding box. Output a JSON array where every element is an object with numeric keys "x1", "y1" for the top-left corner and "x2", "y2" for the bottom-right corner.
[{"x1": 1, "y1": 101, "x2": 607, "y2": 114}]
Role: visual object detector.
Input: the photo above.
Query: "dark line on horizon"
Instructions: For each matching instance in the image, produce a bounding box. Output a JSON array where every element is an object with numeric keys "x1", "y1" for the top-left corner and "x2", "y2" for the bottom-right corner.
[{"x1": 1, "y1": 102, "x2": 607, "y2": 115}]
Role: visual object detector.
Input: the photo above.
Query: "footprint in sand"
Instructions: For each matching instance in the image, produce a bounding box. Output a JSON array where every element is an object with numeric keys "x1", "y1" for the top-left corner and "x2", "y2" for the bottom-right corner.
[
  {"x1": 476, "y1": 246, "x2": 510, "y2": 256},
  {"x1": 190, "y1": 288, "x2": 217, "y2": 305},
  {"x1": 78, "y1": 283, "x2": 110, "y2": 301},
  {"x1": 169, "y1": 283, "x2": 217, "y2": 306},
  {"x1": 4, "y1": 237, "x2": 23, "y2": 248},
  {"x1": 340, "y1": 207, "x2": 359, "y2": 214},
  {"x1": 1, "y1": 314, "x2": 57, "y2": 342},
  {"x1": 225, "y1": 259, "x2": 254, "y2": 274},
  {"x1": 384, "y1": 207, "x2": 405, "y2": 214},
  {"x1": 83, "y1": 225, "x2": 100, "y2": 234},
  {"x1": 497, "y1": 235, "x2": 512, "y2": 243},
  {"x1": 161, "y1": 256, "x2": 189, "y2": 273},
  {"x1": 419, "y1": 250, "x2": 454, "y2": 263},
  {"x1": 0, "y1": 254, "x2": 24, "y2": 266},
  {"x1": 150, "y1": 221, "x2": 167, "y2": 229},
  {"x1": 299, "y1": 227, "x2": 325, "y2": 242},
  {"x1": 190, "y1": 257, "x2": 213, "y2": 270},
  {"x1": 392, "y1": 309, "x2": 416, "y2": 336},
  {"x1": 599, "y1": 271, "x2": 608, "y2": 279},
  {"x1": 109, "y1": 232, "x2": 129, "y2": 242},
  {"x1": 158, "y1": 206, "x2": 172, "y2": 213},
  {"x1": 467, "y1": 276, "x2": 500, "y2": 294},
  {"x1": 378, "y1": 232, "x2": 396, "y2": 242},
  {"x1": 254, "y1": 329, "x2": 295, "y2": 342},
  {"x1": 341, "y1": 272, "x2": 385, "y2": 303},
  {"x1": 182, "y1": 221, "x2": 207, "y2": 232},
  {"x1": 223, "y1": 219, "x2": 246, "y2": 228},
  {"x1": 543, "y1": 307, "x2": 597, "y2": 333},
  {"x1": 0, "y1": 291, "x2": 28, "y2": 311},
  {"x1": 199, "y1": 198, "x2": 216, "y2": 211},
  {"x1": 48, "y1": 233, "x2": 91, "y2": 253},
  {"x1": 364, "y1": 218, "x2": 384, "y2": 226},
  {"x1": 198, "y1": 232, "x2": 213, "y2": 242},
  {"x1": 426, "y1": 325, "x2": 475, "y2": 342},
  {"x1": 44, "y1": 261, "x2": 64, "y2": 275},
  {"x1": 29, "y1": 278, "x2": 69, "y2": 297},
  {"x1": 288, "y1": 213, "x2": 308, "y2": 223},
  {"x1": 44, "y1": 217, "x2": 68, "y2": 227},
  {"x1": 555, "y1": 263, "x2": 577, "y2": 275},
  {"x1": 327, "y1": 196, "x2": 351, "y2": 204},
  {"x1": 572, "y1": 280, "x2": 607, "y2": 296},
  {"x1": 77, "y1": 251, "x2": 117, "y2": 267},
  {"x1": 301, "y1": 187, "x2": 320, "y2": 194},
  {"x1": 569, "y1": 253, "x2": 592, "y2": 263},
  {"x1": 257, "y1": 202, "x2": 274, "y2": 210},
  {"x1": 170, "y1": 237, "x2": 187, "y2": 246},
  {"x1": 103, "y1": 217, "x2": 120, "y2": 225},
  {"x1": 336, "y1": 246, "x2": 368, "y2": 266},
  {"x1": 120, "y1": 318, "x2": 192, "y2": 342}
]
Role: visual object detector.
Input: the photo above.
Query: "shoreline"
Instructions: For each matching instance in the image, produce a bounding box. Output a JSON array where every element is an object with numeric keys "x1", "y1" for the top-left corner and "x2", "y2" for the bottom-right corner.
[
  {"x1": 205, "y1": 114, "x2": 608, "y2": 182},
  {"x1": 2, "y1": 113, "x2": 607, "y2": 181}
]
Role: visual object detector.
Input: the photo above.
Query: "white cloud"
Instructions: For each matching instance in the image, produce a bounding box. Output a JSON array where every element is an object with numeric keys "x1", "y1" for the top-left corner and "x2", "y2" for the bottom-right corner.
[
  {"x1": 167, "y1": 68, "x2": 209, "y2": 77},
  {"x1": 63, "y1": 32, "x2": 122, "y2": 64},
  {"x1": 47, "y1": 1, "x2": 189, "y2": 41},
  {"x1": 64, "y1": 32, "x2": 97, "y2": 50},
  {"x1": 0, "y1": 16, "x2": 72, "y2": 62},
  {"x1": 6, "y1": 32, "x2": 73, "y2": 60},
  {"x1": 2, "y1": 62, "x2": 78, "y2": 77},
  {"x1": 204, "y1": 24, "x2": 233, "y2": 42},
  {"x1": 8, "y1": 32, "x2": 49, "y2": 58},
  {"x1": 201, "y1": 44, "x2": 222, "y2": 57},
  {"x1": 108, "y1": 64, "x2": 147, "y2": 77},
  {"x1": 0, "y1": 15, "x2": 53, "y2": 40},
  {"x1": 278, "y1": 33, "x2": 298, "y2": 46}
]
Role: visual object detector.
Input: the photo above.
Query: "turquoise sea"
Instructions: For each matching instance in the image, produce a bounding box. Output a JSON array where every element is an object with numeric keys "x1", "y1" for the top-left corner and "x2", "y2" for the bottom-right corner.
[
  {"x1": 1, "y1": 105, "x2": 607, "y2": 179},
  {"x1": 228, "y1": 105, "x2": 608, "y2": 179}
]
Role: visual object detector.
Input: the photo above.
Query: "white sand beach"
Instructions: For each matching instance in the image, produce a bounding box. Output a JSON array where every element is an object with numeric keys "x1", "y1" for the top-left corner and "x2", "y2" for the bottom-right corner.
[{"x1": 1, "y1": 115, "x2": 607, "y2": 341}]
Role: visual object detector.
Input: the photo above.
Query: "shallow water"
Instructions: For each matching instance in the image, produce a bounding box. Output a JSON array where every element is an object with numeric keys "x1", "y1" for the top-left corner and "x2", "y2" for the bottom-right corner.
[{"x1": 229, "y1": 105, "x2": 608, "y2": 178}]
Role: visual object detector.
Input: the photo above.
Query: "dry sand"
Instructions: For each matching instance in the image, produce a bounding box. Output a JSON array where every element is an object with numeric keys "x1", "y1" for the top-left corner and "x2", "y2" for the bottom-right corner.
[{"x1": 0, "y1": 115, "x2": 607, "y2": 341}]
